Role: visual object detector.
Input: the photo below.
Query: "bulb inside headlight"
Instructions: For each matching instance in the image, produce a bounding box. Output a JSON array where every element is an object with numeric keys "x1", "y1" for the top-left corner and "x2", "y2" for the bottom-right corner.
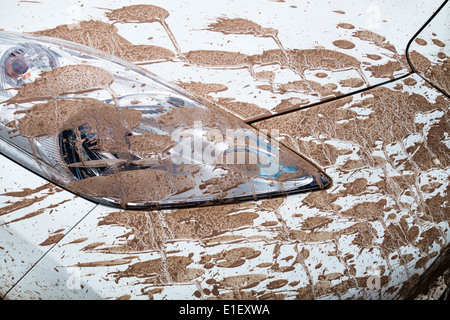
[{"x1": 0, "y1": 31, "x2": 331, "y2": 209}]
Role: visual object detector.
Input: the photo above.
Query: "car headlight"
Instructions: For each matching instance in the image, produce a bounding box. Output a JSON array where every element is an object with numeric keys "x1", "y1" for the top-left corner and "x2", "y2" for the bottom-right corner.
[{"x1": 0, "y1": 31, "x2": 331, "y2": 209}]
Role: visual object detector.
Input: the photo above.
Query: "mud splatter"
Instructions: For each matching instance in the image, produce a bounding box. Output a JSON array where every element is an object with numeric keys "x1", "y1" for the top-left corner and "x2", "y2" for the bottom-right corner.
[
  {"x1": 332, "y1": 40, "x2": 355, "y2": 50},
  {"x1": 365, "y1": 60, "x2": 403, "y2": 79},
  {"x1": 68, "y1": 169, "x2": 192, "y2": 203},
  {"x1": 408, "y1": 51, "x2": 432, "y2": 73},
  {"x1": 200, "y1": 247, "x2": 261, "y2": 268},
  {"x1": 156, "y1": 103, "x2": 242, "y2": 131},
  {"x1": 7, "y1": 65, "x2": 114, "y2": 104},
  {"x1": 96, "y1": 202, "x2": 263, "y2": 253},
  {"x1": 314, "y1": 72, "x2": 328, "y2": 78},
  {"x1": 184, "y1": 50, "x2": 253, "y2": 71},
  {"x1": 300, "y1": 216, "x2": 334, "y2": 231},
  {"x1": 337, "y1": 23, "x2": 355, "y2": 30},
  {"x1": 414, "y1": 38, "x2": 428, "y2": 46},
  {"x1": 65, "y1": 237, "x2": 88, "y2": 245},
  {"x1": 339, "y1": 77, "x2": 365, "y2": 88},
  {"x1": 277, "y1": 80, "x2": 341, "y2": 98},
  {"x1": 266, "y1": 279, "x2": 288, "y2": 289},
  {"x1": 105, "y1": 4, "x2": 169, "y2": 24},
  {"x1": 105, "y1": 5, "x2": 182, "y2": 56},
  {"x1": 0, "y1": 195, "x2": 48, "y2": 216},
  {"x1": 128, "y1": 133, "x2": 175, "y2": 155},
  {"x1": 34, "y1": 20, "x2": 175, "y2": 63},
  {"x1": 366, "y1": 54, "x2": 382, "y2": 61},
  {"x1": 124, "y1": 45, "x2": 175, "y2": 63},
  {"x1": 24, "y1": 6, "x2": 416, "y2": 126},
  {"x1": 431, "y1": 39, "x2": 445, "y2": 48},
  {"x1": 0, "y1": 183, "x2": 54, "y2": 198},
  {"x1": 2, "y1": 199, "x2": 71, "y2": 225},
  {"x1": 352, "y1": 30, "x2": 397, "y2": 53},
  {"x1": 255, "y1": 81, "x2": 450, "y2": 257},
  {"x1": 2, "y1": 208, "x2": 46, "y2": 226},
  {"x1": 207, "y1": 18, "x2": 277, "y2": 38},
  {"x1": 403, "y1": 78, "x2": 417, "y2": 86},
  {"x1": 206, "y1": 17, "x2": 286, "y2": 53},
  {"x1": 409, "y1": 50, "x2": 450, "y2": 95},
  {"x1": 437, "y1": 52, "x2": 447, "y2": 60},
  {"x1": 73, "y1": 258, "x2": 133, "y2": 268},
  {"x1": 175, "y1": 82, "x2": 228, "y2": 98},
  {"x1": 183, "y1": 47, "x2": 369, "y2": 92},
  {"x1": 258, "y1": 75, "x2": 450, "y2": 260},
  {"x1": 81, "y1": 242, "x2": 105, "y2": 251},
  {"x1": 215, "y1": 98, "x2": 271, "y2": 119},
  {"x1": 271, "y1": 97, "x2": 310, "y2": 113},
  {"x1": 199, "y1": 168, "x2": 252, "y2": 196},
  {"x1": 113, "y1": 255, "x2": 203, "y2": 284},
  {"x1": 251, "y1": 49, "x2": 369, "y2": 87},
  {"x1": 8, "y1": 98, "x2": 140, "y2": 140},
  {"x1": 3, "y1": 5, "x2": 447, "y2": 301},
  {"x1": 219, "y1": 274, "x2": 268, "y2": 289},
  {"x1": 40, "y1": 233, "x2": 64, "y2": 246},
  {"x1": 258, "y1": 84, "x2": 448, "y2": 168}
]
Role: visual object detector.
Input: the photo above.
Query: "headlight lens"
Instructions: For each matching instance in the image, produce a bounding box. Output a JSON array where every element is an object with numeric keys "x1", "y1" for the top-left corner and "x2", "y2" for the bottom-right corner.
[{"x1": 0, "y1": 31, "x2": 331, "y2": 209}]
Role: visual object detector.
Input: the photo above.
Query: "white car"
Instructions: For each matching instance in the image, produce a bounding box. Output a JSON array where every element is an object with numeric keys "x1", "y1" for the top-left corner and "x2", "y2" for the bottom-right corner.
[{"x1": 0, "y1": 0, "x2": 448, "y2": 301}]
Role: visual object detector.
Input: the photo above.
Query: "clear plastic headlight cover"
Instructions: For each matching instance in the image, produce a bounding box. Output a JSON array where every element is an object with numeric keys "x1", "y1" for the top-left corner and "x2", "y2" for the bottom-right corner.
[{"x1": 0, "y1": 31, "x2": 331, "y2": 209}]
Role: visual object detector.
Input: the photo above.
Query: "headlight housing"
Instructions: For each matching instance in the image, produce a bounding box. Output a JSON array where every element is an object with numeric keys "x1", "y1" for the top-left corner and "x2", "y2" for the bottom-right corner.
[{"x1": 0, "y1": 31, "x2": 331, "y2": 209}]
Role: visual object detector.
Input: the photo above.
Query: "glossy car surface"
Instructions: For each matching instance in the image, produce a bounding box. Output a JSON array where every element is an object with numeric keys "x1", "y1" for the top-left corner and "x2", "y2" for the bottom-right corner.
[{"x1": 0, "y1": 0, "x2": 449, "y2": 300}]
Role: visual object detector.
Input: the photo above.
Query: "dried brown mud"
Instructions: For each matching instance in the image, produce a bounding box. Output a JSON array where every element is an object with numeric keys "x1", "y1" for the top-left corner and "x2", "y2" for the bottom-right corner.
[
  {"x1": 365, "y1": 60, "x2": 403, "y2": 79},
  {"x1": 352, "y1": 30, "x2": 397, "y2": 53},
  {"x1": 128, "y1": 133, "x2": 175, "y2": 156},
  {"x1": 62, "y1": 77, "x2": 449, "y2": 298},
  {"x1": 255, "y1": 82, "x2": 450, "y2": 239},
  {"x1": 337, "y1": 23, "x2": 355, "y2": 30},
  {"x1": 271, "y1": 97, "x2": 310, "y2": 113},
  {"x1": 415, "y1": 38, "x2": 428, "y2": 46},
  {"x1": 0, "y1": 181, "x2": 68, "y2": 228},
  {"x1": 112, "y1": 255, "x2": 204, "y2": 285},
  {"x1": 175, "y1": 82, "x2": 228, "y2": 98},
  {"x1": 215, "y1": 98, "x2": 271, "y2": 119},
  {"x1": 257, "y1": 84, "x2": 449, "y2": 170},
  {"x1": 184, "y1": 50, "x2": 253, "y2": 70},
  {"x1": 276, "y1": 80, "x2": 341, "y2": 98},
  {"x1": 105, "y1": 5, "x2": 182, "y2": 56},
  {"x1": 332, "y1": 40, "x2": 356, "y2": 50},
  {"x1": 156, "y1": 102, "x2": 242, "y2": 132},
  {"x1": 8, "y1": 98, "x2": 140, "y2": 140},
  {"x1": 0, "y1": 196, "x2": 48, "y2": 217},
  {"x1": 68, "y1": 170, "x2": 194, "y2": 203},
  {"x1": 339, "y1": 78, "x2": 365, "y2": 88},
  {"x1": 39, "y1": 233, "x2": 64, "y2": 246},
  {"x1": 181, "y1": 46, "x2": 370, "y2": 107},
  {"x1": 6, "y1": 65, "x2": 114, "y2": 104},
  {"x1": 251, "y1": 48, "x2": 365, "y2": 80},
  {"x1": 34, "y1": 20, "x2": 175, "y2": 63},
  {"x1": 105, "y1": 5, "x2": 169, "y2": 24},
  {"x1": 27, "y1": 16, "x2": 415, "y2": 122},
  {"x1": 409, "y1": 50, "x2": 450, "y2": 96},
  {"x1": 206, "y1": 17, "x2": 278, "y2": 39},
  {"x1": 96, "y1": 200, "x2": 273, "y2": 253},
  {"x1": 4, "y1": 199, "x2": 70, "y2": 226},
  {"x1": 0, "y1": 183, "x2": 55, "y2": 198},
  {"x1": 431, "y1": 39, "x2": 445, "y2": 48},
  {"x1": 4, "y1": 4, "x2": 447, "y2": 301},
  {"x1": 206, "y1": 17, "x2": 286, "y2": 53}
]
